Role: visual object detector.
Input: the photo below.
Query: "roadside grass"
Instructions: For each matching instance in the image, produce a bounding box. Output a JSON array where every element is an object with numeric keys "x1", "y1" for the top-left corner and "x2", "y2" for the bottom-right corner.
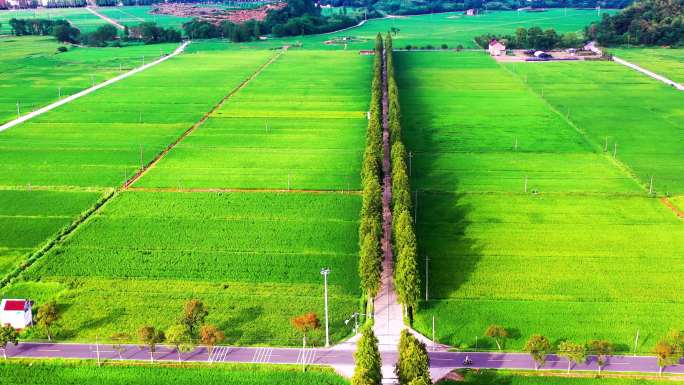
[
  {"x1": 509, "y1": 60, "x2": 684, "y2": 194},
  {"x1": 397, "y1": 51, "x2": 683, "y2": 352},
  {"x1": 445, "y1": 369, "x2": 684, "y2": 384},
  {"x1": 611, "y1": 48, "x2": 684, "y2": 84},
  {"x1": 5, "y1": 191, "x2": 360, "y2": 344},
  {"x1": 137, "y1": 51, "x2": 370, "y2": 190},
  {"x1": 0, "y1": 360, "x2": 349, "y2": 385},
  {"x1": 0, "y1": 36, "x2": 178, "y2": 125}
]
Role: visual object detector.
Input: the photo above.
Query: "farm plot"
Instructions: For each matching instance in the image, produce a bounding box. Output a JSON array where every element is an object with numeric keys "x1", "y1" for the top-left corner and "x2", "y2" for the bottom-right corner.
[
  {"x1": 0, "y1": 361, "x2": 348, "y2": 385},
  {"x1": 0, "y1": 50, "x2": 273, "y2": 188},
  {"x1": 509, "y1": 60, "x2": 684, "y2": 194},
  {"x1": 137, "y1": 51, "x2": 370, "y2": 190},
  {"x1": 0, "y1": 36, "x2": 178, "y2": 125},
  {"x1": 8, "y1": 191, "x2": 361, "y2": 344},
  {"x1": 396, "y1": 51, "x2": 683, "y2": 352},
  {"x1": 0, "y1": 8, "x2": 108, "y2": 34},
  {"x1": 0, "y1": 190, "x2": 100, "y2": 277},
  {"x1": 96, "y1": 6, "x2": 191, "y2": 31},
  {"x1": 611, "y1": 48, "x2": 684, "y2": 85}
]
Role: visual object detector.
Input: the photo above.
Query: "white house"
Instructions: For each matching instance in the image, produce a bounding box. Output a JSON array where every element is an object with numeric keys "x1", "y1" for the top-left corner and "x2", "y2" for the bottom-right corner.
[
  {"x1": 465, "y1": 8, "x2": 476, "y2": 16},
  {"x1": 0, "y1": 299, "x2": 32, "y2": 330},
  {"x1": 488, "y1": 39, "x2": 506, "y2": 56}
]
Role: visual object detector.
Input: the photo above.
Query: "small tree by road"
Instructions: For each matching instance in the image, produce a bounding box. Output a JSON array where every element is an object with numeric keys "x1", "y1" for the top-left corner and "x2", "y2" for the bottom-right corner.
[
  {"x1": 524, "y1": 335, "x2": 552, "y2": 370},
  {"x1": 588, "y1": 340, "x2": 613, "y2": 374},
  {"x1": 292, "y1": 313, "x2": 320, "y2": 349},
  {"x1": 166, "y1": 324, "x2": 195, "y2": 363},
  {"x1": 138, "y1": 326, "x2": 165, "y2": 363},
  {"x1": 654, "y1": 331, "x2": 684, "y2": 376},
  {"x1": 484, "y1": 324, "x2": 508, "y2": 351},
  {"x1": 200, "y1": 324, "x2": 225, "y2": 364},
  {"x1": 110, "y1": 332, "x2": 130, "y2": 360},
  {"x1": 180, "y1": 299, "x2": 208, "y2": 336},
  {"x1": 351, "y1": 324, "x2": 381, "y2": 385},
  {"x1": 35, "y1": 301, "x2": 59, "y2": 341},
  {"x1": 0, "y1": 325, "x2": 19, "y2": 360},
  {"x1": 558, "y1": 340, "x2": 587, "y2": 373}
]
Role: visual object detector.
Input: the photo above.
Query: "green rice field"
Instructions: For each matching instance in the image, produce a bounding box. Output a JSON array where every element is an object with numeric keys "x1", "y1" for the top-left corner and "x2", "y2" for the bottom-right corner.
[
  {"x1": 137, "y1": 50, "x2": 371, "y2": 190},
  {"x1": 0, "y1": 361, "x2": 348, "y2": 385},
  {"x1": 0, "y1": 8, "x2": 108, "y2": 34},
  {"x1": 96, "y1": 6, "x2": 191, "y2": 31},
  {"x1": 396, "y1": 51, "x2": 684, "y2": 352},
  {"x1": 0, "y1": 36, "x2": 179, "y2": 125},
  {"x1": 611, "y1": 48, "x2": 684, "y2": 84},
  {"x1": 7, "y1": 191, "x2": 361, "y2": 344},
  {"x1": 449, "y1": 370, "x2": 684, "y2": 385}
]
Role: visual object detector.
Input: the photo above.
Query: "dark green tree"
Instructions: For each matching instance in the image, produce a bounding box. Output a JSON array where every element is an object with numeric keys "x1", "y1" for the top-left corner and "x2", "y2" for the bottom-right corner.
[{"x1": 352, "y1": 325, "x2": 382, "y2": 385}]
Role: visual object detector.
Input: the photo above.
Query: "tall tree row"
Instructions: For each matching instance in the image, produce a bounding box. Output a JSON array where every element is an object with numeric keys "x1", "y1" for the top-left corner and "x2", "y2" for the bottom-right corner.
[
  {"x1": 358, "y1": 33, "x2": 385, "y2": 312},
  {"x1": 386, "y1": 34, "x2": 420, "y2": 322}
]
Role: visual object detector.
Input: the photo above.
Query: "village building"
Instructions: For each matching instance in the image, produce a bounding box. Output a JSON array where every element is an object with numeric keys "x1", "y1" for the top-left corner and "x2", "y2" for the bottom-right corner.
[
  {"x1": 359, "y1": 50, "x2": 375, "y2": 56},
  {"x1": 465, "y1": 8, "x2": 476, "y2": 16},
  {"x1": 488, "y1": 39, "x2": 506, "y2": 56},
  {"x1": 0, "y1": 299, "x2": 32, "y2": 330}
]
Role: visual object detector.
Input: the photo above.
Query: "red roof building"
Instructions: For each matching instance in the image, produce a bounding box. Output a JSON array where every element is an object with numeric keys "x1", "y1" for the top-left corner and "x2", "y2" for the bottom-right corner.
[{"x1": 0, "y1": 299, "x2": 32, "y2": 329}]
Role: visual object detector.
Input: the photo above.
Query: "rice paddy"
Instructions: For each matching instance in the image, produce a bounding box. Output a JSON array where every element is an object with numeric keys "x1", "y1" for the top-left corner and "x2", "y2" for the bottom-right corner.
[
  {"x1": 611, "y1": 48, "x2": 684, "y2": 84},
  {"x1": 396, "y1": 51, "x2": 684, "y2": 352}
]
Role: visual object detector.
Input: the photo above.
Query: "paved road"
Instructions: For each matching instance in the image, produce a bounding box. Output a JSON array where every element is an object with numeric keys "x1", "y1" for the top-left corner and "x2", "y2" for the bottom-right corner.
[
  {"x1": 6, "y1": 342, "x2": 684, "y2": 376},
  {"x1": 86, "y1": 6, "x2": 126, "y2": 30},
  {"x1": 0, "y1": 41, "x2": 189, "y2": 133}
]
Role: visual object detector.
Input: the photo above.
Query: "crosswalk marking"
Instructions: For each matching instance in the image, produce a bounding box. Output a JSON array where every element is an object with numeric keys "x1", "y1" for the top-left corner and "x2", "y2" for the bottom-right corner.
[{"x1": 252, "y1": 347, "x2": 273, "y2": 363}]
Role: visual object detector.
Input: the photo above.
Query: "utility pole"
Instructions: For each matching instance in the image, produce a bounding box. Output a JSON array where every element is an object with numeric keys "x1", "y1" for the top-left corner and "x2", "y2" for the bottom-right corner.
[
  {"x1": 142, "y1": 55, "x2": 145, "y2": 66},
  {"x1": 408, "y1": 151, "x2": 413, "y2": 176},
  {"x1": 633, "y1": 329, "x2": 639, "y2": 356},
  {"x1": 288, "y1": 173, "x2": 291, "y2": 190},
  {"x1": 613, "y1": 143, "x2": 617, "y2": 158},
  {"x1": 58, "y1": 86, "x2": 61, "y2": 99},
  {"x1": 514, "y1": 137, "x2": 518, "y2": 151},
  {"x1": 96, "y1": 335, "x2": 101, "y2": 366},
  {"x1": 140, "y1": 145, "x2": 144, "y2": 170},
  {"x1": 649, "y1": 176, "x2": 654, "y2": 194},
  {"x1": 320, "y1": 268, "x2": 331, "y2": 347},
  {"x1": 604, "y1": 136, "x2": 608, "y2": 152},
  {"x1": 425, "y1": 255, "x2": 429, "y2": 301},
  {"x1": 16, "y1": 101, "x2": 20, "y2": 118},
  {"x1": 524, "y1": 176, "x2": 528, "y2": 193}
]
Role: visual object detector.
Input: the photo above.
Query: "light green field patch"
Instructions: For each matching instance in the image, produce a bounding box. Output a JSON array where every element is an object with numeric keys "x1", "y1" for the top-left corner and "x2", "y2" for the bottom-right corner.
[
  {"x1": 612, "y1": 47, "x2": 684, "y2": 84},
  {"x1": 138, "y1": 51, "x2": 371, "y2": 190}
]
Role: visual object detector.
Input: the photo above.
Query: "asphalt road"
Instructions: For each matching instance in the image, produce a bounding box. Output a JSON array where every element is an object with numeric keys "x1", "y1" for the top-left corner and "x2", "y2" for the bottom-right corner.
[{"x1": 6, "y1": 342, "x2": 684, "y2": 375}]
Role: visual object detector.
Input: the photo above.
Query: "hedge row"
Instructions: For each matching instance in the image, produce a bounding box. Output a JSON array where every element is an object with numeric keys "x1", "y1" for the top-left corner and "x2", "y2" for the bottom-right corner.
[{"x1": 386, "y1": 34, "x2": 421, "y2": 321}]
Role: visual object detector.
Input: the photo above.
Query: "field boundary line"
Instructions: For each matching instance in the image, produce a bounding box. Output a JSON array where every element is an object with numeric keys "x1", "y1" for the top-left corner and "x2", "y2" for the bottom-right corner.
[
  {"x1": 0, "y1": 188, "x2": 116, "y2": 289},
  {"x1": 660, "y1": 197, "x2": 684, "y2": 220},
  {"x1": 125, "y1": 49, "x2": 284, "y2": 188},
  {"x1": 127, "y1": 186, "x2": 361, "y2": 194},
  {"x1": 612, "y1": 56, "x2": 684, "y2": 91},
  {"x1": 86, "y1": 6, "x2": 125, "y2": 30},
  {"x1": 0, "y1": 41, "x2": 189, "y2": 133},
  {"x1": 497, "y1": 62, "x2": 649, "y2": 194}
]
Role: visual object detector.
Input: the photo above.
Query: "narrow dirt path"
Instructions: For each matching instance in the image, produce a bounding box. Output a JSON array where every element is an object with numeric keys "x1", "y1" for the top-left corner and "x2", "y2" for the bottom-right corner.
[
  {"x1": 125, "y1": 50, "x2": 284, "y2": 189},
  {"x1": 86, "y1": 6, "x2": 125, "y2": 30},
  {"x1": 0, "y1": 41, "x2": 189, "y2": 133},
  {"x1": 660, "y1": 197, "x2": 684, "y2": 219}
]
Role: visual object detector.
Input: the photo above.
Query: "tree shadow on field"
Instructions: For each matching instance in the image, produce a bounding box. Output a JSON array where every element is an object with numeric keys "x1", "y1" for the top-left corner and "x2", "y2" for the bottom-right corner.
[{"x1": 219, "y1": 306, "x2": 264, "y2": 344}]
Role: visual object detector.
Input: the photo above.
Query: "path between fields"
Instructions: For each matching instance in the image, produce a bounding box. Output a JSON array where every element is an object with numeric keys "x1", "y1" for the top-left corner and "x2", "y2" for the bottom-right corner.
[
  {"x1": 125, "y1": 49, "x2": 284, "y2": 188},
  {"x1": 86, "y1": 6, "x2": 126, "y2": 30},
  {"x1": 612, "y1": 56, "x2": 684, "y2": 91},
  {"x1": 127, "y1": 186, "x2": 361, "y2": 194},
  {"x1": 5, "y1": 342, "x2": 684, "y2": 379},
  {"x1": 0, "y1": 41, "x2": 189, "y2": 133},
  {"x1": 660, "y1": 197, "x2": 684, "y2": 219}
]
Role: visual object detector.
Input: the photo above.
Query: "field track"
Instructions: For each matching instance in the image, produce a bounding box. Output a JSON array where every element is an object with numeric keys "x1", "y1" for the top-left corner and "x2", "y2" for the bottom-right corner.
[
  {"x1": 126, "y1": 50, "x2": 284, "y2": 188},
  {"x1": 86, "y1": 6, "x2": 125, "y2": 30},
  {"x1": 127, "y1": 186, "x2": 361, "y2": 194},
  {"x1": 612, "y1": 56, "x2": 684, "y2": 91},
  {"x1": 660, "y1": 197, "x2": 684, "y2": 219},
  {"x1": 0, "y1": 41, "x2": 189, "y2": 133}
]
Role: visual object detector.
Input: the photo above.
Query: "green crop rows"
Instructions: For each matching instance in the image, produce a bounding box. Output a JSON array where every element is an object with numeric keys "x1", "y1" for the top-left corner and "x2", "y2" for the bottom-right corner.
[
  {"x1": 397, "y1": 51, "x2": 684, "y2": 352},
  {"x1": 137, "y1": 51, "x2": 371, "y2": 190},
  {"x1": 611, "y1": 48, "x2": 684, "y2": 84},
  {"x1": 96, "y1": 6, "x2": 191, "y2": 31},
  {"x1": 0, "y1": 36, "x2": 178, "y2": 125},
  {"x1": 0, "y1": 361, "x2": 348, "y2": 385},
  {"x1": 0, "y1": 8, "x2": 108, "y2": 34}
]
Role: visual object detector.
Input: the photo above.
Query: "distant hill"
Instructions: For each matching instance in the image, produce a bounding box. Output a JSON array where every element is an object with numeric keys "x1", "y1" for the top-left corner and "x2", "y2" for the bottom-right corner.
[{"x1": 586, "y1": 0, "x2": 684, "y2": 46}]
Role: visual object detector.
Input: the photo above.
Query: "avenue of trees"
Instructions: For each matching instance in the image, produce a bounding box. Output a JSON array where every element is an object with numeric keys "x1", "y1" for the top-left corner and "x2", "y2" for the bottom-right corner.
[
  {"x1": 358, "y1": 33, "x2": 384, "y2": 314},
  {"x1": 386, "y1": 34, "x2": 421, "y2": 323},
  {"x1": 351, "y1": 325, "x2": 382, "y2": 385},
  {"x1": 586, "y1": 0, "x2": 684, "y2": 46},
  {"x1": 475, "y1": 27, "x2": 583, "y2": 50},
  {"x1": 396, "y1": 330, "x2": 431, "y2": 385}
]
